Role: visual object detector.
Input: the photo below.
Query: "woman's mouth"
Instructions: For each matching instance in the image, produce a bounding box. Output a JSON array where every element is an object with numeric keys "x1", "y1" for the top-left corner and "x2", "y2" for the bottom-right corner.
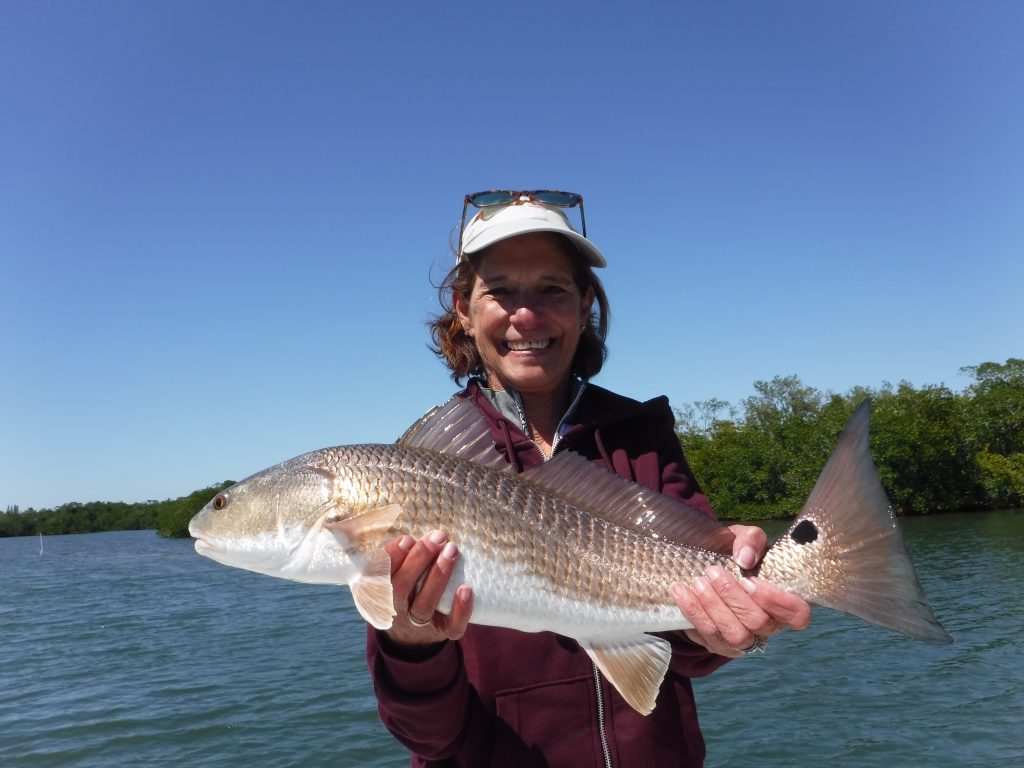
[{"x1": 505, "y1": 339, "x2": 552, "y2": 351}]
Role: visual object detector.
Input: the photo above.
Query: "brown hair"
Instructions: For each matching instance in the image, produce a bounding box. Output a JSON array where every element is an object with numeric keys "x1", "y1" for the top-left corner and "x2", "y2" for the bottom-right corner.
[{"x1": 428, "y1": 235, "x2": 610, "y2": 382}]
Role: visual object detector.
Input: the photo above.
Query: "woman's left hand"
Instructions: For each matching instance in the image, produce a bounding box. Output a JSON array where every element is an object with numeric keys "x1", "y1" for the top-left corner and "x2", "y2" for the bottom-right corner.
[{"x1": 671, "y1": 524, "x2": 812, "y2": 658}]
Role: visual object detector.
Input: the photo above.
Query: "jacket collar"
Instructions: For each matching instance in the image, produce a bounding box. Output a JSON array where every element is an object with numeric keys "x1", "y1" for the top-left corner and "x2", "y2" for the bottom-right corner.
[{"x1": 469, "y1": 377, "x2": 587, "y2": 451}]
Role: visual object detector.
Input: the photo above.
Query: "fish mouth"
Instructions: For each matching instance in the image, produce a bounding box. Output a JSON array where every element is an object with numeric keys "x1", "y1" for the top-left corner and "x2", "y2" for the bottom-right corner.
[{"x1": 191, "y1": 531, "x2": 223, "y2": 554}]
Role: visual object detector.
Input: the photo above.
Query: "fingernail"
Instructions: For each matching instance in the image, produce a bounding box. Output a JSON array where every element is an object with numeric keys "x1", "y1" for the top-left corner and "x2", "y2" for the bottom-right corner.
[
  {"x1": 458, "y1": 586, "x2": 472, "y2": 603},
  {"x1": 398, "y1": 535, "x2": 415, "y2": 551},
  {"x1": 706, "y1": 566, "x2": 723, "y2": 582},
  {"x1": 738, "y1": 546, "x2": 758, "y2": 570},
  {"x1": 441, "y1": 541, "x2": 457, "y2": 560},
  {"x1": 671, "y1": 583, "x2": 688, "y2": 600},
  {"x1": 740, "y1": 576, "x2": 757, "y2": 594},
  {"x1": 693, "y1": 577, "x2": 709, "y2": 594},
  {"x1": 428, "y1": 530, "x2": 447, "y2": 545}
]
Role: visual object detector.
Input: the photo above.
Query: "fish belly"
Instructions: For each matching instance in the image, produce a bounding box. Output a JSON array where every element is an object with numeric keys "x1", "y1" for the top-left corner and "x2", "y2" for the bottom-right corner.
[{"x1": 433, "y1": 544, "x2": 695, "y2": 638}]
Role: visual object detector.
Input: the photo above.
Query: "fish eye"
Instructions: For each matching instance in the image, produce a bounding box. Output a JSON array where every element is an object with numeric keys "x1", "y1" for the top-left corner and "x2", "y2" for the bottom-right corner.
[{"x1": 212, "y1": 494, "x2": 229, "y2": 511}]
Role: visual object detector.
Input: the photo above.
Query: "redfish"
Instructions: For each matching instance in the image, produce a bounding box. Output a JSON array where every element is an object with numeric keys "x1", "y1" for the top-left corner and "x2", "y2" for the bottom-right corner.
[{"x1": 190, "y1": 399, "x2": 951, "y2": 715}]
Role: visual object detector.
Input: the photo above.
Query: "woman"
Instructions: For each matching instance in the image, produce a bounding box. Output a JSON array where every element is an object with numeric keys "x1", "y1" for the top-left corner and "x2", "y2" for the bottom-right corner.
[{"x1": 367, "y1": 191, "x2": 811, "y2": 767}]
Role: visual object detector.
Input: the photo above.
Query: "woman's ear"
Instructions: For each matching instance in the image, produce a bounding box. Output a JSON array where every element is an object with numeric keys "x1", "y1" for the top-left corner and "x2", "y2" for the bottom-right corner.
[
  {"x1": 579, "y1": 287, "x2": 595, "y2": 328},
  {"x1": 454, "y1": 290, "x2": 473, "y2": 336}
]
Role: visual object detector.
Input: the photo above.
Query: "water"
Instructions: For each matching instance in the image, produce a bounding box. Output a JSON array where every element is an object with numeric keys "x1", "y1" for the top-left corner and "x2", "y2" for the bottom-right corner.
[
  {"x1": 1, "y1": 512, "x2": 1021, "y2": 767},
  {"x1": 0, "y1": 532, "x2": 405, "y2": 766}
]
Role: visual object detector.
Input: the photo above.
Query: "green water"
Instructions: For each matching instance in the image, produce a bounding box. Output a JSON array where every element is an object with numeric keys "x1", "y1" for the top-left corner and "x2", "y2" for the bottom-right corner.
[{"x1": 1, "y1": 511, "x2": 1021, "y2": 766}]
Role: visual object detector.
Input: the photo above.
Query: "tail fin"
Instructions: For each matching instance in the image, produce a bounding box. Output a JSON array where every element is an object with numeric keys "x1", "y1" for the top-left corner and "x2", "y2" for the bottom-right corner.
[{"x1": 758, "y1": 401, "x2": 953, "y2": 644}]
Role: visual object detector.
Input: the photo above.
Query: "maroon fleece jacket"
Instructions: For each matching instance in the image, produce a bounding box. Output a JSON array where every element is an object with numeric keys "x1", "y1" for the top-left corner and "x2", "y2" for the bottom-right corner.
[{"x1": 366, "y1": 382, "x2": 730, "y2": 767}]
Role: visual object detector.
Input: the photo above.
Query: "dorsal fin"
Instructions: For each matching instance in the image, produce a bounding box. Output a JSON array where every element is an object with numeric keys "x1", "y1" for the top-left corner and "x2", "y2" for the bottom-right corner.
[
  {"x1": 398, "y1": 396, "x2": 510, "y2": 471},
  {"x1": 524, "y1": 450, "x2": 735, "y2": 555},
  {"x1": 400, "y1": 396, "x2": 734, "y2": 555}
]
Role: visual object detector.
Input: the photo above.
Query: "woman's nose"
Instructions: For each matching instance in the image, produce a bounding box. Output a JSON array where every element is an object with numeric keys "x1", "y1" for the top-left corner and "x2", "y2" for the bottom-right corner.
[{"x1": 509, "y1": 296, "x2": 541, "y2": 324}]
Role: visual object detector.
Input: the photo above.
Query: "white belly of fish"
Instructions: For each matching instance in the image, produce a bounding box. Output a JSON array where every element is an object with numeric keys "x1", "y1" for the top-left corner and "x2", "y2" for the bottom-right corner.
[{"x1": 436, "y1": 543, "x2": 694, "y2": 638}]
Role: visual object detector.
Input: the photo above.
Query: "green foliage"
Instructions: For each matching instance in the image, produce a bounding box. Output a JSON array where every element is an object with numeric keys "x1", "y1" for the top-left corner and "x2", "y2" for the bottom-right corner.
[
  {"x1": 870, "y1": 383, "x2": 978, "y2": 513},
  {"x1": 0, "y1": 482, "x2": 234, "y2": 539},
  {"x1": 961, "y1": 358, "x2": 1024, "y2": 455},
  {"x1": 975, "y1": 450, "x2": 1024, "y2": 508},
  {"x1": 676, "y1": 359, "x2": 1024, "y2": 519},
  {"x1": 679, "y1": 380, "x2": 860, "y2": 520}
]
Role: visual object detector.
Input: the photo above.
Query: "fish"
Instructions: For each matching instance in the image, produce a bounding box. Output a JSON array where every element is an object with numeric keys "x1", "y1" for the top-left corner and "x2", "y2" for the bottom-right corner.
[{"x1": 189, "y1": 398, "x2": 952, "y2": 715}]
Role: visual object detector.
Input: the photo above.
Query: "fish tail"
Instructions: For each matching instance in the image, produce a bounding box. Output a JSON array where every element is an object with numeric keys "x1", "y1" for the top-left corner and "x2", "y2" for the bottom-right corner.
[{"x1": 757, "y1": 401, "x2": 953, "y2": 644}]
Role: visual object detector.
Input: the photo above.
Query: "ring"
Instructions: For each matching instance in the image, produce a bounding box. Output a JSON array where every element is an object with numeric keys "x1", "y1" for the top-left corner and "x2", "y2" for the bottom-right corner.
[
  {"x1": 408, "y1": 613, "x2": 434, "y2": 628},
  {"x1": 740, "y1": 635, "x2": 768, "y2": 654}
]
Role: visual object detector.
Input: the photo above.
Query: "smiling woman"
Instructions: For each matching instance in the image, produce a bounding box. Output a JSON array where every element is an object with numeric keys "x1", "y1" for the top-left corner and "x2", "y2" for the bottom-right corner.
[{"x1": 454, "y1": 234, "x2": 595, "y2": 455}]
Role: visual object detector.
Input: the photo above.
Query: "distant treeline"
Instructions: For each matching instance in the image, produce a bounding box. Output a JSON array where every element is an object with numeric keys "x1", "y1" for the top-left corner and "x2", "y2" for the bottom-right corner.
[
  {"x1": 675, "y1": 358, "x2": 1024, "y2": 520},
  {"x1": 4, "y1": 358, "x2": 1021, "y2": 537},
  {"x1": 0, "y1": 482, "x2": 233, "y2": 539}
]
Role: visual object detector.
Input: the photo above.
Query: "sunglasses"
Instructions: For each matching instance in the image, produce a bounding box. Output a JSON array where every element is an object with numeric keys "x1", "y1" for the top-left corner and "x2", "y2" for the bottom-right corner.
[{"x1": 458, "y1": 189, "x2": 586, "y2": 258}]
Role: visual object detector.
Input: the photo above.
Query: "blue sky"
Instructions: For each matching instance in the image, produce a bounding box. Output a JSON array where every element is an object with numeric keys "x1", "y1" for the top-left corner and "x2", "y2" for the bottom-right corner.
[{"x1": 2, "y1": 1, "x2": 1021, "y2": 511}]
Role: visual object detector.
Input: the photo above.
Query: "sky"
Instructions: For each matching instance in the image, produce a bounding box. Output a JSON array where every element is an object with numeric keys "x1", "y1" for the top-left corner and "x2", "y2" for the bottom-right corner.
[{"x1": 2, "y1": 1, "x2": 1021, "y2": 511}]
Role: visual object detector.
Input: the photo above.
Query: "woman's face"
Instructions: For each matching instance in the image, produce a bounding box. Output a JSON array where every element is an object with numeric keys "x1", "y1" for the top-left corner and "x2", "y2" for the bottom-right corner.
[{"x1": 455, "y1": 233, "x2": 594, "y2": 400}]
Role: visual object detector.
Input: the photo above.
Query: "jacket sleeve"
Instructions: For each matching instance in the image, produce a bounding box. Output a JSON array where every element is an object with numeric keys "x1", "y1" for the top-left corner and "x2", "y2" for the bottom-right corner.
[
  {"x1": 664, "y1": 630, "x2": 732, "y2": 678},
  {"x1": 368, "y1": 629, "x2": 557, "y2": 766},
  {"x1": 598, "y1": 398, "x2": 716, "y2": 520},
  {"x1": 366, "y1": 629, "x2": 479, "y2": 762}
]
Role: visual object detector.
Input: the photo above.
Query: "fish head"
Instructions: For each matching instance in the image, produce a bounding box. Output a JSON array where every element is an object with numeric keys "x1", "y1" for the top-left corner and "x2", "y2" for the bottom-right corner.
[{"x1": 188, "y1": 449, "x2": 363, "y2": 584}]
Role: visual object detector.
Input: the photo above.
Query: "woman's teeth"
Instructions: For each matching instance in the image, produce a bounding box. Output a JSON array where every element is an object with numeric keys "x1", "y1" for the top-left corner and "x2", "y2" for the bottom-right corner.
[{"x1": 506, "y1": 339, "x2": 551, "y2": 351}]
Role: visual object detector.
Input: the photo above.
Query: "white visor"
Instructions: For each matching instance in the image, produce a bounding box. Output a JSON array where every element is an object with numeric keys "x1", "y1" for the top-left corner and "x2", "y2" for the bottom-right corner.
[{"x1": 459, "y1": 202, "x2": 606, "y2": 267}]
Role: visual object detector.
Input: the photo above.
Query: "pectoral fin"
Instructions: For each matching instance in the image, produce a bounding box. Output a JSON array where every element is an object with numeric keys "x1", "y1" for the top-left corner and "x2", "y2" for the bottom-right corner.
[
  {"x1": 323, "y1": 503, "x2": 404, "y2": 548},
  {"x1": 581, "y1": 634, "x2": 672, "y2": 716},
  {"x1": 323, "y1": 503, "x2": 403, "y2": 630},
  {"x1": 350, "y1": 549, "x2": 396, "y2": 630}
]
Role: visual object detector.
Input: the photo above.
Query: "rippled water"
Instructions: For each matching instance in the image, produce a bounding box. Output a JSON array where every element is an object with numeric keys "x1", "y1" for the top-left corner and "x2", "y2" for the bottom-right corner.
[
  {"x1": 1, "y1": 511, "x2": 1021, "y2": 767},
  {"x1": 0, "y1": 532, "x2": 406, "y2": 766}
]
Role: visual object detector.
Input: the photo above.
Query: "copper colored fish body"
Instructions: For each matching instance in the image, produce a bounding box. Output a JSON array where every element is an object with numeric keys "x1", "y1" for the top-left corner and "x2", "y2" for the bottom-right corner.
[{"x1": 190, "y1": 399, "x2": 952, "y2": 715}]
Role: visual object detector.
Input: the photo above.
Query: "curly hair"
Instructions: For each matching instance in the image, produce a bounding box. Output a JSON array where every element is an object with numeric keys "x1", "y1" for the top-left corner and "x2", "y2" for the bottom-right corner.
[{"x1": 428, "y1": 235, "x2": 610, "y2": 382}]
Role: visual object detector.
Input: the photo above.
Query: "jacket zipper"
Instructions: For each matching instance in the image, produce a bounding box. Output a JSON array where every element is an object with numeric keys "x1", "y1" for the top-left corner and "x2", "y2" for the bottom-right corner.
[
  {"x1": 592, "y1": 663, "x2": 613, "y2": 768},
  {"x1": 508, "y1": 382, "x2": 588, "y2": 460}
]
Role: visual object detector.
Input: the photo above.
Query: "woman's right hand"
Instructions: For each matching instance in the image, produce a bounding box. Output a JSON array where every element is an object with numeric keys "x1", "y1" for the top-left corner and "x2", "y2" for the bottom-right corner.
[{"x1": 384, "y1": 530, "x2": 474, "y2": 647}]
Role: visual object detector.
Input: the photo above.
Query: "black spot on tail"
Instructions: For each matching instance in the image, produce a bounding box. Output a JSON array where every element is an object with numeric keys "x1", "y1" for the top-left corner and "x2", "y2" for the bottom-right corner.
[{"x1": 791, "y1": 520, "x2": 818, "y2": 545}]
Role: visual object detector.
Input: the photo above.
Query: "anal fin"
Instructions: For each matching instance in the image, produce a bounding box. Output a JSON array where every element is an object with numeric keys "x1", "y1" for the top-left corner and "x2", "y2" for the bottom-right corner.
[{"x1": 581, "y1": 634, "x2": 672, "y2": 716}]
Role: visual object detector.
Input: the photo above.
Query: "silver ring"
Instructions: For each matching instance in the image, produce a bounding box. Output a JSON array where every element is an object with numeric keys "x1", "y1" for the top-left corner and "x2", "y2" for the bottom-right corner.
[
  {"x1": 740, "y1": 635, "x2": 768, "y2": 654},
  {"x1": 408, "y1": 613, "x2": 434, "y2": 628}
]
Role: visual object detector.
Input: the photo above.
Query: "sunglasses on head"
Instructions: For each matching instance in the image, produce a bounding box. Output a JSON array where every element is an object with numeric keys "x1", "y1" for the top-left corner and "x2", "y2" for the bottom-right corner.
[{"x1": 458, "y1": 189, "x2": 586, "y2": 258}]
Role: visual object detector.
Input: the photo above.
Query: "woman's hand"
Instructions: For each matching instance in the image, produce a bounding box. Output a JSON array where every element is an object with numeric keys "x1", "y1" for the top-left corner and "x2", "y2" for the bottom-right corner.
[
  {"x1": 384, "y1": 530, "x2": 474, "y2": 647},
  {"x1": 672, "y1": 524, "x2": 811, "y2": 657}
]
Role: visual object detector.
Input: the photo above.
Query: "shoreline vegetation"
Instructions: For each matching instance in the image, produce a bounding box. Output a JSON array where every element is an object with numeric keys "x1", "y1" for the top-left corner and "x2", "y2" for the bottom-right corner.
[
  {"x1": 4, "y1": 358, "x2": 1021, "y2": 538},
  {"x1": 1, "y1": 482, "x2": 235, "y2": 539}
]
